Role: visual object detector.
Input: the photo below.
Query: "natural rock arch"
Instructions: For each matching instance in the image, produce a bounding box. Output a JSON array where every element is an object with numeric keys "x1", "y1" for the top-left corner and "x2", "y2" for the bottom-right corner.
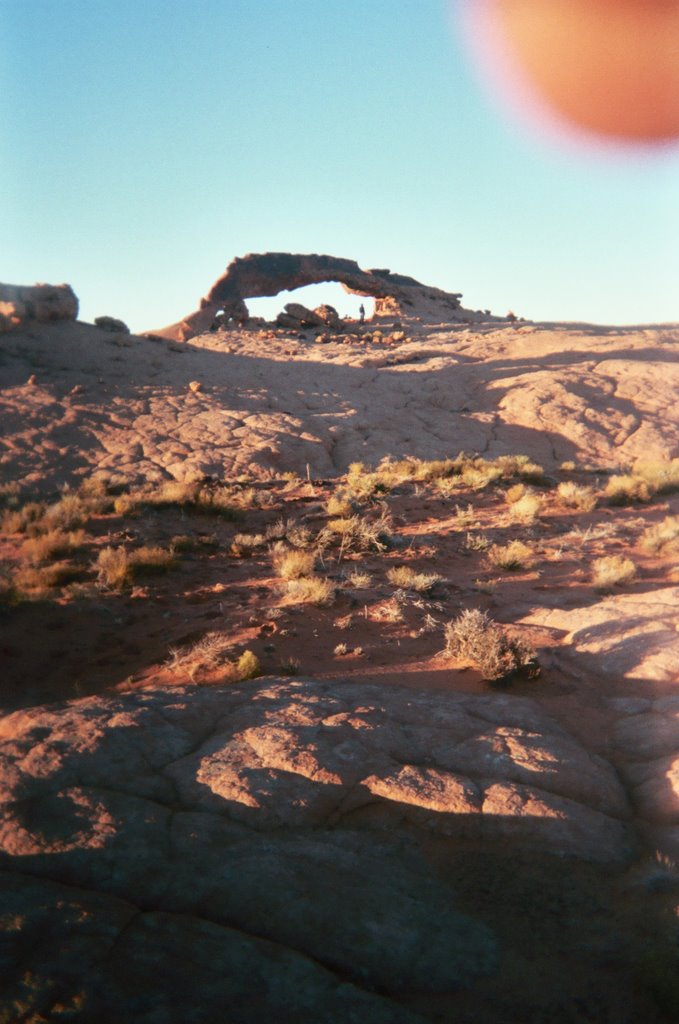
[{"x1": 150, "y1": 252, "x2": 493, "y2": 340}]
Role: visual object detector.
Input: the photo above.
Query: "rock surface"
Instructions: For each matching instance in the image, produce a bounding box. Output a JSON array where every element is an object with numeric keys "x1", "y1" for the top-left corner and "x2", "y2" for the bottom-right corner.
[
  {"x1": 0, "y1": 676, "x2": 643, "y2": 1020},
  {"x1": 0, "y1": 282, "x2": 78, "y2": 334},
  {"x1": 521, "y1": 588, "x2": 679, "y2": 683},
  {"x1": 1, "y1": 319, "x2": 678, "y2": 492}
]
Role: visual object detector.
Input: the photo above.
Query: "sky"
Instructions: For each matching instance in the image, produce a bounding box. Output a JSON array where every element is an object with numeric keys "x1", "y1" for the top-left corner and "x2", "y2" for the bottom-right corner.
[{"x1": 2, "y1": 0, "x2": 678, "y2": 331}]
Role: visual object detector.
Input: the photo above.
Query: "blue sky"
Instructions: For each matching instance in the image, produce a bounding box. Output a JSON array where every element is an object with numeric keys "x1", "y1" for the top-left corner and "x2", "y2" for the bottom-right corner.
[{"x1": 2, "y1": 0, "x2": 678, "y2": 330}]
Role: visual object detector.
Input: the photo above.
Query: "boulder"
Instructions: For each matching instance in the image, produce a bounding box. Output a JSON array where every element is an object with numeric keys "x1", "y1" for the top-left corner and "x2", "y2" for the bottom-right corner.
[
  {"x1": 94, "y1": 315, "x2": 130, "y2": 334},
  {"x1": 0, "y1": 282, "x2": 78, "y2": 334}
]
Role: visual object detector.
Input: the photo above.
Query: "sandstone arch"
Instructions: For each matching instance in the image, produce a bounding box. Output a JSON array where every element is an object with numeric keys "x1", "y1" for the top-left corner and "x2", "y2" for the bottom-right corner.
[{"x1": 151, "y1": 252, "x2": 491, "y2": 340}]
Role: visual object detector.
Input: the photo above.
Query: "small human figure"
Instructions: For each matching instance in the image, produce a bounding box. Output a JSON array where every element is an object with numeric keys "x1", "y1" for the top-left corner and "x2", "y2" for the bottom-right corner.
[{"x1": 359, "y1": 303, "x2": 365, "y2": 324}]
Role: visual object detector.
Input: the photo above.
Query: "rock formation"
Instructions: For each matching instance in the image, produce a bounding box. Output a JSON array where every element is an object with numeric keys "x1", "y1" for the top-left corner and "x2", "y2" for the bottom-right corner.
[
  {"x1": 94, "y1": 315, "x2": 130, "y2": 334},
  {"x1": 0, "y1": 282, "x2": 78, "y2": 334},
  {"x1": 151, "y1": 252, "x2": 489, "y2": 340}
]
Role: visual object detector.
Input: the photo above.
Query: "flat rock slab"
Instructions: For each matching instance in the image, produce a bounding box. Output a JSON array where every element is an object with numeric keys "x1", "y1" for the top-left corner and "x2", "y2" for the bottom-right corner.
[
  {"x1": 520, "y1": 588, "x2": 679, "y2": 683},
  {"x1": 1, "y1": 321, "x2": 678, "y2": 491},
  {"x1": 0, "y1": 677, "x2": 637, "y2": 1019}
]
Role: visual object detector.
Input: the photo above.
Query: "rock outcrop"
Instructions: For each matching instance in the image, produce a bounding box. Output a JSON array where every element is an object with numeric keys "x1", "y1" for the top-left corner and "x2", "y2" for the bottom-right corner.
[
  {"x1": 0, "y1": 282, "x2": 78, "y2": 334},
  {"x1": 94, "y1": 315, "x2": 130, "y2": 334},
  {"x1": 151, "y1": 252, "x2": 489, "y2": 340},
  {"x1": 0, "y1": 676, "x2": 638, "y2": 1020}
]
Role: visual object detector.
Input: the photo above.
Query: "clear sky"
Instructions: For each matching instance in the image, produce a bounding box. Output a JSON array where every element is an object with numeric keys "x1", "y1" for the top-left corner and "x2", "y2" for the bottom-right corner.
[{"x1": 2, "y1": 0, "x2": 678, "y2": 330}]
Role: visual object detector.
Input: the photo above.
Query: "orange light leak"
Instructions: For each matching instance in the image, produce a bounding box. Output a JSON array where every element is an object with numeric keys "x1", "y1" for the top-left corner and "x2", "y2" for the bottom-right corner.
[{"x1": 458, "y1": 0, "x2": 679, "y2": 147}]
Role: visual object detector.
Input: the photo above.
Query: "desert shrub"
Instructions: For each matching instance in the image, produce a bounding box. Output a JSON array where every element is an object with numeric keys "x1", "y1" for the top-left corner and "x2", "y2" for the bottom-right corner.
[
  {"x1": 641, "y1": 516, "x2": 679, "y2": 553},
  {"x1": 172, "y1": 533, "x2": 219, "y2": 553},
  {"x1": 1, "y1": 502, "x2": 45, "y2": 534},
  {"x1": 386, "y1": 565, "x2": 442, "y2": 593},
  {"x1": 285, "y1": 523, "x2": 314, "y2": 549},
  {"x1": 235, "y1": 649, "x2": 261, "y2": 680},
  {"x1": 465, "y1": 532, "x2": 489, "y2": 552},
  {"x1": 327, "y1": 493, "x2": 353, "y2": 517},
  {"x1": 318, "y1": 511, "x2": 394, "y2": 554},
  {"x1": 42, "y1": 494, "x2": 89, "y2": 530},
  {"x1": 346, "y1": 569, "x2": 373, "y2": 589},
  {"x1": 494, "y1": 454, "x2": 545, "y2": 483},
  {"x1": 279, "y1": 657, "x2": 301, "y2": 676},
  {"x1": 285, "y1": 577, "x2": 335, "y2": 606},
  {"x1": 443, "y1": 608, "x2": 539, "y2": 682},
  {"x1": 634, "y1": 458, "x2": 679, "y2": 496},
  {"x1": 20, "y1": 529, "x2": 85, "y2": 565},
  {"x1": 230, "y1": 532, "x2": 266, "y2": 557},
  {"x1": 505, "y1": 483, "x2": 527, "y2": 505},
  {"x1": 14, "y1": 560, "x2": 84, "y2": 593},
  {"x1": 0, "y1": 482, "x2": 21, "y2": 509},
  {"x1": 168, "y1": 632, "x2": 233, "y2": 680},
  {"x1": 272, "y1": 544, "x2": 316, "y2": 579},
  {"x1": 555, "y1": 481, "x2": 597, "y2": 512},
  {"x1": 454, "y1": 504, "x2": 478, "y2": 527},
  {"x1": 128, "y1": 545, "x2": 178, "y2": 575},
  {"x1": 113, "y1": 493, "x2": 142, "y2": 516},
  {"x1": 591, "y1": 555, "x2": 636, "y2": 592},
  {"x1": 487, "y1": 540, "x2": 534, "y2": 571},
  {"x1": 507, "y1": 492, "x2": 542, "y2": 525},
  {"x1": 95, "y1": 546, "x2": 131, "y2": 589},
  {"x1": 604, "y1": 474, "x2": 652, "y2": 506}
]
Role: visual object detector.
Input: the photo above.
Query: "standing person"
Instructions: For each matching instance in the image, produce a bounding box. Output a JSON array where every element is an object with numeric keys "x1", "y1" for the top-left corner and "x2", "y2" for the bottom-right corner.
[{"x1": 359, "y1": 303, "x2": 365, "y2": 324}]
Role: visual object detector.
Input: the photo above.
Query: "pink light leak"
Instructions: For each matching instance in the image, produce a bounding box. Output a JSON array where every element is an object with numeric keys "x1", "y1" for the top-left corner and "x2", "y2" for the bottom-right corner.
[{"x1": 452, "y1": 0, "x2": 679, "y2": 156}]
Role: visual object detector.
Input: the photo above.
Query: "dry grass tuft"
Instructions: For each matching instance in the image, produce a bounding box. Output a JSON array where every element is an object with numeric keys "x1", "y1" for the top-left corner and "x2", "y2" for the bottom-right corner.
[
  {"x1": 285, "y1": 577, "x2": 335, "y2": 606},
  {"x1": 507, "y1": 492, "x2": 542, "y2": 525},
  {"x1": 641, "y1": 516, "x2": 679, "y2": 554},
  {"x1": 487, "y1": 540, "x2": 534, "y2": 571},
  {"x1": 591, "y1": 555, "x2": 637, "y2": 592},
  {"x1": 168, "y1": 635, "x2": 261, "y2": 682},
  {"x1": 319, "y1": 511, "x2": 394, "y2": 554},
  {"x1": 386, "y1": 565, "x2": 442, "y2": 593},
  {"x1": 95, "y1": 547, "x2": 132, "y2": 590},
  {"x1": 230, "y1": 532, "x2": 266, "y2": 557},
  {"x1": 168, "y1": 632, "x2": 233, "y2": 680},
  {"x1": 345, "y1": 569, "x2": 373, "y2": 589},
  {"x1": 1, "y1": 502, "x2": 46, "y2": 534},
  {"x1": 129, "y1": 545, "x2": 178, "y2": 575},
  {"x1": 604, "y1": 474, "x2": 652, "y2": 506},
  {"x1": 272, "y1": 544, "x2": 316, "y2": 579},
  {"x1": 443, "y1": 608, "x2": 539, "y2": 682},
  {"x1": 556, "y1": 481, "x2": 598, "y2": 512},
  {"x1": 20, "y1": 529, "x2": 85, "y2": 565},
  {"x1": 14, "y1": 561, "x2": 84, "y2": 593}
]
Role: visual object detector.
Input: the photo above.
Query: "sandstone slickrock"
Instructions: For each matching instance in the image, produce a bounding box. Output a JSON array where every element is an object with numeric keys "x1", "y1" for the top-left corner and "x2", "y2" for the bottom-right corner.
[
  {"x1": 151, "y1": 252, "x2": 486, "y2": 340},
  {"x1": 0, "y1": 677, "x2": 640, "y2": 1019},
  {"x1": 2, "y1": 319, "x2": 678, "y2": 493},
  {"x1": 521, "y1": 588, "x2": 679, "y2": 683},
  {"x1": 0, "y1": 282, "x2": 78, "y2": 334}
]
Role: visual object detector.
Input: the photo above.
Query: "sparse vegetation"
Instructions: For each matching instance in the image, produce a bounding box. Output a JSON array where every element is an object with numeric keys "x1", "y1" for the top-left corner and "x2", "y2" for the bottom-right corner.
[
  {"x1": 386, "y1": 565, "x2": 442, "y2": 593},
  {"x1": 272, "y1": 544, "x2": 316, "y2": 579},
  {"x1": 556, "y1": 481, "x2": 597, "y2": 512},
  {"x1": 285, "y1": 576, "x2": 335, "y2": 606},
  {"x1": 20, "y1": 529, "x2": 85, "y2": 565},
  {"x1": 591, "y1": 555, "x2": 637, "y2": 592},
  {"x1": 487, "y1": 540, "x2": 534, "y2": 571},
  {"x1": 640, "y1": 516, "x2": 679, "y2": 553},
  {"x1": 507, "y1": 492, "x2": 542, "y2": 525},
  {"x1": 443, "y1": 608, "x2": 539, "y2": 682},
  {"x1": 95, "y1": 546, "x2": 132, "y2": 590},
  {"x1": 95, "y1": 544, "x2": 177, "y2": 589}
]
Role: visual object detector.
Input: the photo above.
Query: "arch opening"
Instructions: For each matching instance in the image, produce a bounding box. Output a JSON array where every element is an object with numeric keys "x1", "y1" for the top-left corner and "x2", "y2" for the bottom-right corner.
[{"x1": 246, "y1": 282, "x2": 375, "y2": 323}]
